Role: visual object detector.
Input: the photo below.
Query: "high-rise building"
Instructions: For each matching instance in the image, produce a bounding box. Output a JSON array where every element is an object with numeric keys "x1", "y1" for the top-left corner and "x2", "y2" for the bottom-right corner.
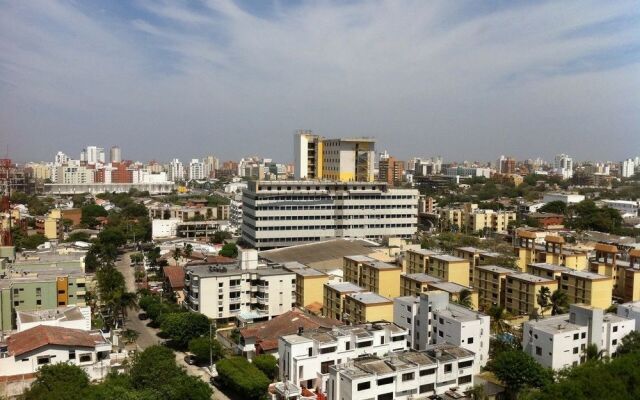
[
  {"x1": 554, "y1": 154, "x2": 573, "y2": 179},
  {"x1": 110, "y1": 146, "x2": 122, "y2": 163},
  {"x1": 497, "y1": 155, "x2": 516, "y2": 174},
  {"x1": 168, "y1": 158, "x2": 184, "y2": 182},
  {"x1": 621, "y1": 159, "x2": 636, "y2": 178},
  {"x1": 54, "y1": 151, "x2": 69, "y2": 166},
  {"x1": 202, "y1": 155, "x2": 219, "y2": 178},
  {"x1": 84, "y1": 146, "x2": 105, "y2": 165},
  {"x1": 378, "y1": 155, "x2": 405, "y2": 186},
  {"x1": 188, "y1": 159, "x2": 205, "y2": 181},
  {"x1": 293, "y1": 131, "x2": 375, "y2": 182}
]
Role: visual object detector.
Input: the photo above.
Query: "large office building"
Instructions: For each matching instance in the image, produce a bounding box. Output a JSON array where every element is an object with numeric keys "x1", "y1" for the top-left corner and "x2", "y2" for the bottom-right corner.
[
  {"x1": 293, "y1": 131, "x2": 375, "y2": 182},
  {"x1": 241, "y1": 181, "x2": 418, "y2": 250}
]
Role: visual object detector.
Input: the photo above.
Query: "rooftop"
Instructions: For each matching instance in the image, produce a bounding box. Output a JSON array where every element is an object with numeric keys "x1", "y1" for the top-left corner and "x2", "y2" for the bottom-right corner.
[
  {"x1": 7, "y1": 325, "x2": 108, "y2": 357},
  {"x1": 529, "y1": 263, "x2": 571, "y2": 272},
  {"x1": 408, "y1": 248, "x2": 440, "y2": 256},
  {"x1": 562, "y1": 270, "x2": 609, "y2": 281},
  {"x1": 436, "y1": 304, "x2": 487, "y2": 323},
  {"x1": 428, "y1": 281, "x2": 474, "y2": 294},
  {"x1": 185, "y1": 262, "x2": 293, "y2": 278},
  {"x1": 403, "y1": 273, "x2": 442, "y2": 283},
  {"x1": 475, "y1": 264, "x2": 514, "y2": 274},
  {"x1": 324, "y1": 281, "x2": 365, "y2": 293},
  {"x1": 17, "y1": 306, "x2": 86, "y2": 324},
  {"x1": 347, "y1": 291, "x2": 392, "y2": 305},
  {"x1": 509, "y1": 272, "x2": 555, "y2": 284},
  {"x1": 284, "y1": 262, "x2": 326, "y2": 277},
  {"x1": 431, "y1": 254, "x2": 467, "y2": 263}
]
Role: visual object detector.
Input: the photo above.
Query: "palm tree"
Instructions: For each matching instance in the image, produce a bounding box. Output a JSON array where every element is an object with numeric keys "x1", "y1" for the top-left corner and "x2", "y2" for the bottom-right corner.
[
  {"x1": 455, "y1": 289, "x2": 474, "y2": 309},
  {"x1": 172, "y1": 246, "x2": 182, "y2": 265},
  {"x1": 122, "y1": 329, "x2": 140, "y2": 344},
  {"x1": 488, "y1": 305, "x2": 510, "y2": 335},
  {"x1": 583, "y1": 343, "x2": 606, "y2": 362},
  {"x1": 537, "y1": 286, "x2": 551, "y2": 317},
  {"x1": 183, "y1": 243, "x2": 193, "y2": 259},
  {"x1": 108, "y1": 291, "x2": 138, "y2": 329},
  {"x1": 550, "y1": 290, "x2": 569, "y2": 315}
]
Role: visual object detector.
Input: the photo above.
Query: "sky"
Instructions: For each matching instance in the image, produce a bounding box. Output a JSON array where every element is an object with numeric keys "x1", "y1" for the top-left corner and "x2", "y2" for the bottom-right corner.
[{"x1": 1, "y1": 0, "x2": 639, "y2": 164}]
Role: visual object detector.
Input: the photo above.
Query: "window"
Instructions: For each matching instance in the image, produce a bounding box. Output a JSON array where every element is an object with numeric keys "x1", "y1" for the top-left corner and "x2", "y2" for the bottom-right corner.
[
  {"x1": 468, "y1": 337, "x2": 474, "y2": 344},
  {"x1": 581, "y1": 332, "x2": 586, "y2": 339},
  {"x1": 320, "y1": 360, "x2": 334, "y2": 374},
  {"x1": 69, "y1": 350, "x2": 76, "y2": 360},
  {"x1": 357, "y1": 340, "x2": 373, "y2": 348},
  {"x1": 458, "y1": 360, "x2": 473, "y2": 369},
  {"x1": 37, "y1": 357, "x2": 51, "y2": 365},
  {"x1": 612, "y1": 339, "x2": 618, "y2": 346},
  {"x1": 319, "y1": 346, "x2": 336, "y2": 354},
  {"x1": 345, "y1": 342, "x2": 351, "y2": 350},
  {"x1": 79, "y1": 354, "x2": 92, "y2": 363},
  {"x1": 36, "y1": 300, "x2": 41, "y2": 305},
  {"x1": 573, "y1": 347, "x2": 579, "y2": 354},
  {"x1": 419, "y1": 383, "x2": 435, "y2": 393},
  {"x1": 378, "y1": 393, "x2": 393, "y2": 400},
  {"x1": 377, "y1": 377, "x2": 394, "y2": 386},
  {"x1": 357, "y1": 382, "x2": 371, "y2": 391},
  {"x1": 438, "y1": 330, "x2": 443, "y2": 338},
  {"x1": 308, "y1": 347, "x2": 312, "y2": 357},
  {"x1": 613, "y1": 326, "x2": 618, "y2": 333},
  {"x1": 536, "y1": 346, "x2": 542, "y2": 356},
  {"x1": 420, "y1": 368, "x2": 436, "y2": 376},
  {"x1": 402, "y1": 372, "x2": 414, "y2": 381},
  {"x1": 458, "y1": 375, "x2": 472, "y2": 385},
  {"x1": 444, "y1": 363, "x2": 452, "y2": 373},
  {"x1": 573, "y1": 333, "x2": 579, "y2": 340}
]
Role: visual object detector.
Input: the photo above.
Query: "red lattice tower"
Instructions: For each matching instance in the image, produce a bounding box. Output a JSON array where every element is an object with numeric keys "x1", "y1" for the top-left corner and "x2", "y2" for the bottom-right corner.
[{"x1": 0, "y1": 158, "x2": 13, "y2": 246}]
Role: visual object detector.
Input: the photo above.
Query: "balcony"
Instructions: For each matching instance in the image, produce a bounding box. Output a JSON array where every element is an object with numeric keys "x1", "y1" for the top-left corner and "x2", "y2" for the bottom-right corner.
[
  {"x1": 229, "y1": 285, "x2": 241, "y2": 291},
  {"x1": 229, "y1": 297, "x2": 241, "y2": 304},
  {"x1": 257, "y1": 296, "x2": 269, "y2": 304}
]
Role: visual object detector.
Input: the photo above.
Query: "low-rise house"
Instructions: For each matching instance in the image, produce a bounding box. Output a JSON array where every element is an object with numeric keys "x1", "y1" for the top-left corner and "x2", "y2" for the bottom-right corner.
[
  {"x1": 523, "y1": 304, "x2": 634, "y2": 370},
  {"x1": 278, "y1": 322, "x2": 408, "y2": 393},
  {"x1": 394, "y1": 291, "x2": 490, "y2": 371},
  {"x1": 325, "y1": 344, "x2": 476, "y2": 400},
  {"x1": 0, "y1": 325, "x2": 112, "y2": 392}
]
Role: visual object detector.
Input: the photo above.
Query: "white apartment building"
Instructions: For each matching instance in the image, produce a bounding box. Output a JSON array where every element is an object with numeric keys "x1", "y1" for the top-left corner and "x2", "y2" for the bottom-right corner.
[
  {"x1": 168, "y1": 158, "x2": 184, "y2": 182},
  {"x1": 601, "y1": 199, "x2": 639, "y2": 218},
  {"x1": 617, "y1": 301, "x2": 640, "y2": 330},
  {"x1": 188, "y1": 158, "x2": 205, "y2": 181},
  {"x1": 394, "y1": 291, "x2": 489, "y2": 372},
  {"x1": 110, "y1": 146, "x2": 121, "y2": 163},
  {"x1": 621, "y1": 159, "x2": 636, "y2": 178},
  {"x1": 54, "y1": 151, "x2": 69, "y2": 166},
  {"x1": 324, "y1": 344, "x2": 475, "y2": 400},
  {"x1": 241, "y1": 181, "x2": 418, "y2": 250},
  {"x1": 278, "y1": 322, "x2": 408, "y2": 393},
  {"x1": 84, "y1": 146, "x2": 105, "y2": 165},
  {"x1": 183, "y1": 250, "x2": 296, "y2": 322},
  {"x1": 542, "y1": 193, "x2": 585, "y2": 205},
  {"x1": 523, "y1": 304, "x2": 634, "y2": 370},
  {"x1": 56, "y1": 165, "x2": 95, "y2": 184},
  {"x1": 554, "y1": 154, "x2": 574, "y2": 179}
]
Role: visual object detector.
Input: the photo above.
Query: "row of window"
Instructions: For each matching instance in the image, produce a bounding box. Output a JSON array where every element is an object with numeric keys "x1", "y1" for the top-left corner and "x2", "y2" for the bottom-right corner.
[
  {"x1": 251, "y1": 224, "x2": 416, "y2": 231},
  {"x1": 253, "y1": 213, "x2": 416, "y2": 221}
]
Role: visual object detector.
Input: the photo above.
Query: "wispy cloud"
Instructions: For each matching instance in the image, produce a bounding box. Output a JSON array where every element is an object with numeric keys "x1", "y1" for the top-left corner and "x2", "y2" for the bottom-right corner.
[{"x1": 1, "y1": 0, "x2": 638, "y2": 162}]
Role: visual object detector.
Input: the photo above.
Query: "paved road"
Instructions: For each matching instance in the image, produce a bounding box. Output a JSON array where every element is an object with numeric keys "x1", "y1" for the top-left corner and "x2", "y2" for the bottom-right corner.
[{"x1": 116, "y1": 252, "x2": 231, "y2": 400}]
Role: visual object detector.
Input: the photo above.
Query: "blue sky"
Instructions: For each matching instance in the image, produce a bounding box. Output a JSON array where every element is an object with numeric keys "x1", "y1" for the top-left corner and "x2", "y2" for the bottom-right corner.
[{"x1": 1, "y1": 0, "x2": 639, "y2": 163}]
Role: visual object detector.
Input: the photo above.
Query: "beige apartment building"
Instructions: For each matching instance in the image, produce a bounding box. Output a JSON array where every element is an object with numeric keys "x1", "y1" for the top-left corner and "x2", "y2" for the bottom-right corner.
[
  {"x1": 473, "y1": 264, "x2": 513, "y2": 311},
  {"x1": 505, "y1": 273, "x2": 558, "y2": 316},
  {"x1": 343, "y1": 255, "x2": 401, "y2": 299},
  {"x1": 427, "y1": 254, "x2": 471, "y2": 286}
]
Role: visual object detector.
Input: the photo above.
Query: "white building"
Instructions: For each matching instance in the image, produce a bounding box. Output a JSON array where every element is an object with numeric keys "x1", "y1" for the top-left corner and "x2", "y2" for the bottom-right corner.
[
  {"x1": 542, "y1": 193, "x2": 585, "y2": 205},
  {"x1": 241, "y1": 181, "x2": 419, "y2": 250},
  {"x1": 621, "y1": 159, "x2": 636, "y2": 178},
  {"x1": 523, "y1": 304, "x2": 634, "y2": 370},
  {"x1": 54, "y1": 151, "x2": 69, "y2": 166},
  {"x1": 16, "y1": 306, "x2": 91, "y2": 332},
  {"x1": 0, "y1": 325, "x2": 112, "y2": 383},
  {"x1": 183, "y1": 250, "x2": 297, "y2": 322},
  {"x1": 168, "y1": 158, "x2": 184, "y2": 182},
  {"x1": 601, "y1": 199, "x2": 639, "y2": 219},
  {"x1": 323, "y1": 344, "x2": 475, "y2": 400},
  {"x1": 294, "y1": 130, "x2": 322, "y2": 179},
  {"x1": 554, "y1": 154, "x2": 574, "y2": 179},
  {"x1": 56, "y1": 165, "x2": 95, "y2": 184},
  {"x1": 84, "y1": 146, "x2": 105, "y2": 165},
  {"x1": 617, "y1": 301, "x2": 640, "y2": 330},
  {"x1": 152, "y1": 218, "x2": 182, "y2": 239},
  {"x1": 278, "y1": 322, "x2": 408, "y2": 393},
  {"x1": 110, "y1": 146, "x2": 122, "y2": 163},
  {"x1": 188, "y1": 158, "x2": 205, "y2": 181},
  {"x1": 394, "y1": 291, "x2": 489, "y2": 372}
]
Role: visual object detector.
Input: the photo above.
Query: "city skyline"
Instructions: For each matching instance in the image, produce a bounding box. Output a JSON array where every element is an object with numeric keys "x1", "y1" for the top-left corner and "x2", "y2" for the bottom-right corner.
[{"x1": 2, "y1": 1, "x2": 639, "y2": 163}]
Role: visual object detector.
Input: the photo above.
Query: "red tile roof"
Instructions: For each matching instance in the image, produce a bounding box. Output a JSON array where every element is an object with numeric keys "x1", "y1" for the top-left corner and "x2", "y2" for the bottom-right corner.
[
  {"x1": 163, "y1": 266, "x2": 185, "y2": 290},
  {"x1": 241, "y1": 309, "x2": 342, "y2": 349},
  {"x1": 7, "y1": 325, "x2": 108, "y2": 357}
]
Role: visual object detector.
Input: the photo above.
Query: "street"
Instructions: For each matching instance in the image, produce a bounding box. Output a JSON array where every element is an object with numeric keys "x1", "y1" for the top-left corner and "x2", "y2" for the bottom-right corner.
[{"x1": 115, "y1": 252, "x2": 231, "y2": 400}]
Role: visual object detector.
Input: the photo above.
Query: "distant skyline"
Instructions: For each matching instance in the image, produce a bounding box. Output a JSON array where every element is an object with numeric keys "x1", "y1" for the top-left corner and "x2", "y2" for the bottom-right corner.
[{"x1": 1, "y1": 0, "x2": 639, "y2": 164}]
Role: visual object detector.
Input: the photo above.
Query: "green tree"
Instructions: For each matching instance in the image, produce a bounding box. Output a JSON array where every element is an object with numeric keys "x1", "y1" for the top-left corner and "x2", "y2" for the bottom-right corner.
[
  {"x1": 23, "y1": 363, "x2": 91, "y2": 400},
  {"x1": 160, "y1": 312, "x2": 210, "y2": 348},
  {"x1": 172, "y1": 247, "x2": 182, "y2": 264},
  {"x1": 218, "y1": 243, "x2": 238, "y2": 258},
  {"x1": 252, "y1": 354, "x2": 279, "y2": 381},
  {"x1": 122, "y1": 329, "x2": 140, "y2": 344},
  {"x1": 210, "y1": 230, "x2": 231, "y2": 244},
  {"x1": 488, "y1": 350, "x2": 553, "y2": 399},
  {"x1": 616, "y1": 331, "x2": 640, "y2": 356},
  {"x1": 98, "y1": 227, "x2": 127, "y2": 248},
  {"x1": 583, "y1": 343, "x2": 606, "y2": 362},
  {"x1": 455, "y1": 289, "x2": 474, "y2": 309},
  {"x1": 538, "y1": 201, "x2": 567, "y2": 214},
  {"x1": 188, "y1": 336, "x2": 224, "y2": 364},
  {"x1": 216, "y1": 357, "x2": 271, "y2": 400},
  {"x1": 18, "y1": 233, "x2": 47, "y2": 250},
  {"x1": 550, "y1": 290, "x2": 569, "y2": 315},
  {"x1": 536, "y1": 287, "x2": 551, "y2": 317},
  {"x1": 65, "y1": 231, "x2": 91, "y2": 242},
  {"x1": 81, "y1": 204, "x2": 108, "y2": 228},
  {"x1": 488, "y1": 305, "x2": 510, "y2": 334},
  {"x1": 183, "y1": 243, "x2": 193, "y2": 259}
]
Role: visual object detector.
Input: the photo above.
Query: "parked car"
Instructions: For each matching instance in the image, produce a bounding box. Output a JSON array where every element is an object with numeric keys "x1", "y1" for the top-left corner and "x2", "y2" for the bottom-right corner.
[
  {"x1": 184, "y1": 354, "x2": 197, "y2": 365},
  {"x1": 138, "y1": 312, "x2": 148, "y2": 320}
]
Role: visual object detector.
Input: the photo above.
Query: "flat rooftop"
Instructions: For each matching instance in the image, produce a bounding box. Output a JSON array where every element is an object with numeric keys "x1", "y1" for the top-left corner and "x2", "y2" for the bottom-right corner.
[
  {"x1": 509, "y1": 272, "x2": 556, "y2": 284},
  {"x1": 475, "y1": 264, "x2": 514, "y2": 274},
  {"x1": 529, "y1": 263, "x2": 572, "y2": 272},
  {"x1": 185, "y1": 263, "x2": 293, "y2": 278},
  {"x1": 325, "y1": 281, "x2": 365, "y2": 293},
  {"x1": 284, "y1": 262, "x2": 326, "y2": 277},
  {"x1": 408, "y1": 249, "x2": 440, "y2": 256},
  {"x1": 437, "y1": 304, "x2": 487, "y2": 322},
  {"x1": 345, "y1": 255, "x2": 399, "y2": 270},
  {"x1": 348, "y1": 292, "x2": 392, "y2": 305},
  {"x1": 17, "y1": 306, "x2": 86, "y2": 324},
  {"x1": 562, "y1": 270, "x2": 609, "y2": 280},
  {"x1": 431, "y1": 254, "x2": 467, "y2": 263},
  {"x1": 403, "y1": 273, "x2": 442, "y2": 283},
  {"x1": 456, "y1": 246, "x2": 483, "y2": 253},
  {"x1": 428, "y1": 281, "x2": 473, "y2": 294},
  {"x1": 527, "y1": 315, "x2": 583, "y2": 334}
]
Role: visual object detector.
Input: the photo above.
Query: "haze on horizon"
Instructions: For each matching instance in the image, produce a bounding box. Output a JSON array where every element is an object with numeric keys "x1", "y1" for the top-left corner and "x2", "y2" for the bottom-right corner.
[{"x1": 1, "y1": 0, "x2": 639, "y2": 164}]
